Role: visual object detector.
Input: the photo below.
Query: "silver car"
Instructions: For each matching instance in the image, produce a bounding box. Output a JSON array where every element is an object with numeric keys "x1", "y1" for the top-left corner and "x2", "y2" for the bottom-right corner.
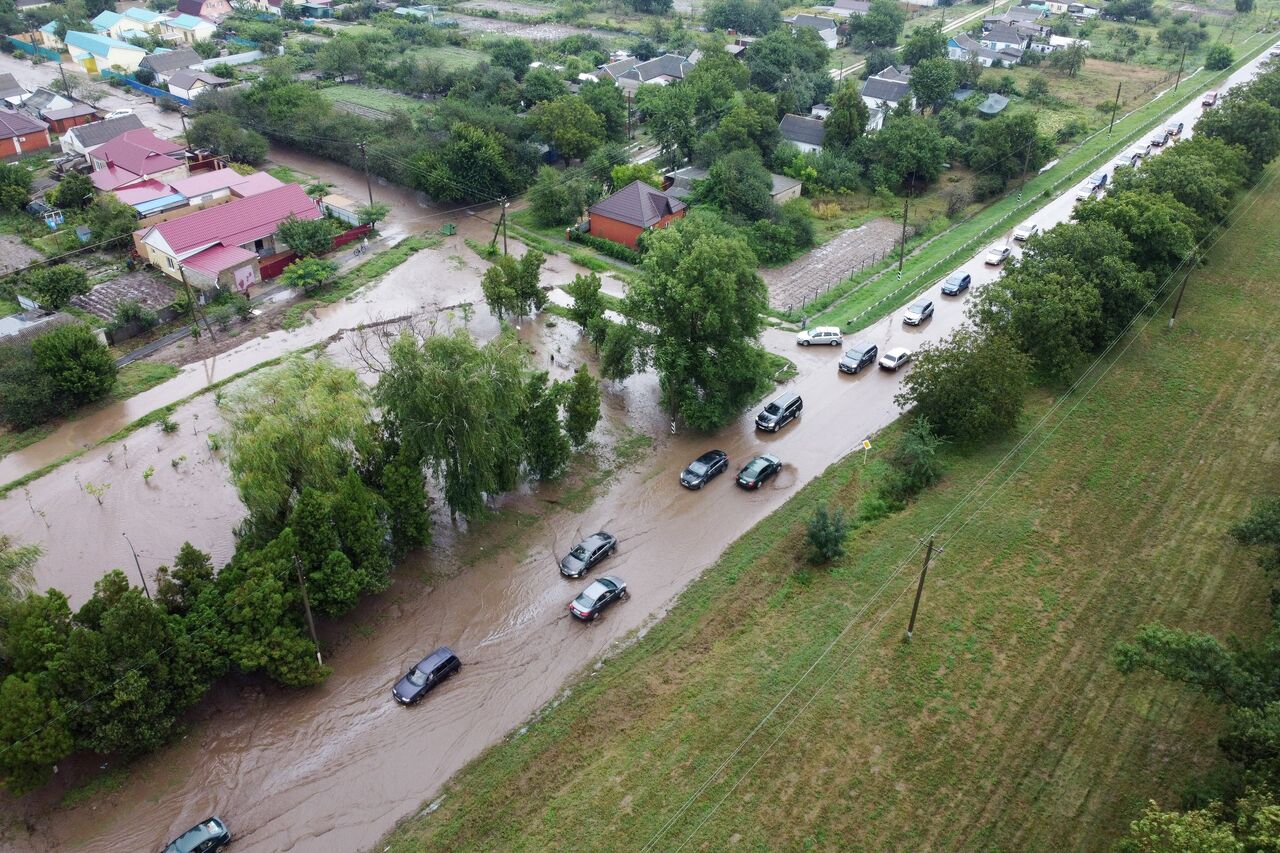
[{"x1": 903, "y1": 299, "x2": 934, "y2": 325}]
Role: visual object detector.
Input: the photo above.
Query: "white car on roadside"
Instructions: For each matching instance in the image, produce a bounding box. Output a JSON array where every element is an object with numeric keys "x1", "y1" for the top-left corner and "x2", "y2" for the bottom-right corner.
[
  {"x1": 795, "y1": 326, "x2": 843, "y2": 347},
  {"x1": 878, "y1": 347, "x2": 912, "y2": 371},
  {"x1": 1012, "y1": 223, "x2": 1040, "y2": 242},
  {"x1": 985, "y1": 244, "x2": 1011, "y2": 265},
  {"x1": 105, "y1": 109, "x2": 134, "y2": 120}
]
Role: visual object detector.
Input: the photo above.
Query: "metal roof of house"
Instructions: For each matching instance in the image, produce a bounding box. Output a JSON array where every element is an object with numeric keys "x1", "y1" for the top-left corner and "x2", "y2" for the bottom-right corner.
[
  {"x1": 93, "y1": 129, "x2": 185, "y2": 176},
  {"x1": 833, "y1": 0, "x2": 870, "y2": 11},
  {"x1": 64, "y1": 30, "x2": 148, "y2": 58},
  {"x1": 771, "y1": 173, "x2": 802, "y2": 195},
  {"x1": 617, "y1": 53, "x2": 696, "y2": 83},
  {"x1": 170, "y1": 169, "x2": 283, "y2": 198},
  {"x1": 0, "y1": 108, "x2": 47, "y2": 138},
  {"x1": 92, "y1": 164, "x2": 153, "y2": 191},
  {"x1": 788, "y1": 13, "x2": 838, "y2": 30},
  {"x1": 41, "y1": 103, "x2": 98, "y2": 121},
  {"x1": 140, "y1": 47, "x2": 203, "y2": 74},
  {"x1": 124, "y1": 7, "x2": 166, "y2": 23},
  {"x1": 182, "y1": 244, "x2": 259, "y2": 275},
  {"x1": 875, "y1": 64, "x2": 911, "y2": 82},
  {"x1": 861, "y1": 76, "x2": 911, "y2": 102},
  {"x1": 0, "y1": 74, "x2": 29, "y2": 101},
  {"x1": 983, "y1": 25, "x2": 1025, "y2": 44},
  {"x1": 589, "y1": 180, "x2": 685, "y2": 228},
  {"x1": 779, "y1": 113, "x2": 826, "y2": 147},
  {"x1": 21, "y1": 88, "x2": 73, "y2": 114},
  {"x1": 91, "y1": 10, "x2": 124, "y2": 31},
  {"x1": 146, "y1": 183, "x2": 321, "y2": 256},
  {"x1": 65, "y1": 114, "x2": 146, "y2": 149},
  {"x1": 167, "y1": 69, "x2": 229, "y2": 89},
  {"x1": 164, "y1": 13, "x2": 212, "y2": 30}
]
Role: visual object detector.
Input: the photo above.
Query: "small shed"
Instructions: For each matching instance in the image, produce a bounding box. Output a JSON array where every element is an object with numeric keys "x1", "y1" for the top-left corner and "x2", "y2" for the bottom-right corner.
[{"x1": 320, "y1": 193, "x2": 361, "y2": 225}]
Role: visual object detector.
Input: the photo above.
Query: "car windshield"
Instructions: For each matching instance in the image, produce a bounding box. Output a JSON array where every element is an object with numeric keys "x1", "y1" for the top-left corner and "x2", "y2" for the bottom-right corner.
[
  {"x1": 846, "y1": 348, "x2": 866, "y2": 359},
  {"x1": 946, "y1": 274, "x2": 964, "y2": 285},
  {"x1": 744, "y1": 459, "x2": 766, "y2": 475},
  {"x1": 168, "y1": 823, "x2": 216, "y2": 853},
  {"x1": 687, "y1": 461, "x2": 707, "y2": 475},
  {"x1": 764, "y1": 403, "x2": 781, "y2": 415},
  {"x1": 408, "y1": 668, "x2": 429, "y2": 686},
  {"x1": 576, "y1": 581, "x2": 609, "y2": 606},
  {"x1": 909, "y1": 302, "x2": 927, "y2": 312},
  {"x1": 569, "y1": 545, "x2": 588, "y2": 560}
]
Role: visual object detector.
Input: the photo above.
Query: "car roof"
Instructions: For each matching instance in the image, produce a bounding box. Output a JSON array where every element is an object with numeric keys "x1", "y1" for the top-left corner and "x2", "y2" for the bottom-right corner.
[
  {"x1": 772, "y1": 391, "x2": 799, "y2": 406},
  {"x1": 909, "y1": 298, "x2": 930, "y2": 307},
  {"x1": 418, "y1": 646, "x2": 457, "y2": 669},
  {"x1": 886, "y1": 346, "x2": 910, "y2": 357},
  {"x1": 808, "y1": 325, "x2": 839, "y2": 334},
  {"x1": 946, "y1": 271, "x2": 968, "y2": 281},
  {"x1": 846, "y1": 340, "x2": 874, "y2": 353},
  {"x1": 695, "y1": 449, "x2": 725, "y2": 462}
]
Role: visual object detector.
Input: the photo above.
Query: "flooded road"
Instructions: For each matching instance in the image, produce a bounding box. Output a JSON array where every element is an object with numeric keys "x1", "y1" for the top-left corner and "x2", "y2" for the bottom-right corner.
[{"x1": 3, "y1": 45, "x2": 1275, "y2": 852}]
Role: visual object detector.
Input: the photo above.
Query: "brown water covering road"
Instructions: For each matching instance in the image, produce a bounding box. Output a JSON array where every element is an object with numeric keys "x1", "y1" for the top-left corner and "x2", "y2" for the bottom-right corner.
[{"x1": 7, "y1": 308, "x2": 957, "y2": 851}]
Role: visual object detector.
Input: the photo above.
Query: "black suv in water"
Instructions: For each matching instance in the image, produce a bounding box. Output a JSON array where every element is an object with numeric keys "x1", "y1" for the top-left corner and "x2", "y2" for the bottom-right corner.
[
  {"x1": 839, "y1": 343, "x2": 878, "y2": 374},
  {"x1": 392, "y1": 646, "x2": 461, "y2": 705},
  {"x1": 755, "y1": 392, "x2": 802, "y2": 432}
]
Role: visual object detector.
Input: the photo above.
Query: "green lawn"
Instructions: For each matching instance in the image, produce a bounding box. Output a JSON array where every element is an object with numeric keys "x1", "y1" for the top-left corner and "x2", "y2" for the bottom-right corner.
[
  {"x1": 319, "y1": 84, "x2": 431, "y2": 116},
  {"x1": 380, "y1": 164, "x2": 1280, "y2": 851},
  {"x1": 405, "y1": 45, "x2": 487, "y2": 71}
]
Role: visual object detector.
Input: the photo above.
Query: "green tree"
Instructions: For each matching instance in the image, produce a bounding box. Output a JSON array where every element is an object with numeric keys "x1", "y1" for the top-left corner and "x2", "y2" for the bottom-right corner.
[
  {"x1": 1196, "y1": 94, "x2": 1280, "y2": 180},
  {"x1": 1048, "y1": 41, "x2": 1087, "y2": 77},
  {"x1": 0, "y1": 162, "x2": 32, "y2": 212},
  {"x1": 703, "y1": 0, "x2": 781, "y2": 36},
  {"x1": 806, "y1": 504, "x2": 849, "y2": 564},
  {"x1": 625, "y1": 216, "x2": 770, "y2": 430},
  {"x1": 330, "y1": 471, "x2": 392, "y2": 595},
  {"x1": 533, "y1": 96, "x2": 606, "y2": 165},
  {"x1": 25, "y1": 264, "x2": 88, "y2": 309},
  {"x1": 356, "y1": 201, "x2": 391, "y2": 227},
  {"x1": 903, "y1": 22, "x2": 947, "y2": 66},
  {"x1": 0, "y1": 534, "x2": 39, "y2": 605},
  {"x1": 850, "y1": 0, "x2": 907, "y2": 47},
  {"x1": 154, "y1": 542, "x2": 215, "y2": 616},
  {"x1": 490, "y1": 38, "x2": 534, "y2": 79},
  {"x1": 1114, "y1": 622, "x2": 1261, "y2": 706},
  {"x1": 521, "y1": 66, "x2": 566, "y2": 104},
  {"x1": 523, "y1": 371, "x2": 571, "y2": 479},
  {"x1": 278, "y1": 257, "x2": 338, "y2": 294},
  {"x1": 746, "y1": 27, "x2": 796, "y2": 92},
  {"x1": 1232, "y1": 496, "x2": 1280, "y2": 572},
  {"x1": 1206, "y1": 42, "x2": 1234, "y2": 71},
  {"x1": 610, "y1": 161, "x2": 661, "y2": 190},
  {"x1": 481, "y1": 254, "x2": 521, "y2": 320},
  {"x1": 1236, "y1": 0, "x2": 1254, "y2": 10},
  {"x1": 224, "y1": 355, "x2": 373, "y2": 530},
  {"x1": 600, "y1": 322, "x2": 640, "y2": 383},
  {"x1": 47, "y1": 172, "x2": 94, "y2": 210},
  {"x1": 318, "y1": 33, "x2": 369, "y2": 80},
  {"x1": 415, "y1": 123, "x2": 528, "y2": 203},
  {"x1": 0, "y1": 675, "x2": 73, "y2": 794},
  {"x1": 636, "y1": 83, "x2": 698, "y2": 162},
  {"x1": 32, "y1": 323, "x2": 116, "y2": 411},
  {"x1": 909, "y1": 57, "x2": 957, "y2": 113},
  {"x1": 694, "y1": 149, "x2": 776, "y2": 221},
  {"x1": 873, "y1": 115, "x2": 948, "y2": 186},
  {"x1": 376, "y1": 330, "x2": 528, "y2": 521},
  {"x1": 186, "y1": 113, "x2": 268, "y2": 165},
  {"x1": 966, "y1": 111, "x2": 1054, "y2": 186},
  {"x1": 277, "y1": 215, "x2": 337, "y2": 258},
  {"x1": 565, "y1": 272, "x2": 608, "y2": 349},
  {"x1": 563, "y1": 364, "x2": 601, "y2": 447},
  {"x1": 527, "y1": 166, "x2": 599, "y2": 227},
  {"x1": 1075, "y1": 190, "x2": 1199, "y2": 278},
  {"x1": 578, "y1": 78, "x2": 628, "y2": 141},
  {"x1": 883, "y1": 416, "x2": 945, "y2": 503},
  {"x1": 1120, "y1": 801, "x2": 1246, "y2": 852},
  {"x1": 895, "y1": 329, "x2": 1031, "y2": 442},
  {"x1": 825, "y1": 80, "x2": 870, "y2": 149},
  {"x1": 380, "y1": 451, "x2": 431, "y2": 559},
  {"x1": 85, "y1": 195, "x2": 139, "y2": 246}
]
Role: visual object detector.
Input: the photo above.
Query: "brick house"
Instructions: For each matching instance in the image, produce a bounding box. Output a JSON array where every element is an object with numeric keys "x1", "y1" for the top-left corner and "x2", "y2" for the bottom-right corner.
[
  {"x1": 0, "y1": 109, "x2": 51, "y2": 158},
  {"x1": 41, "y1": 104, "x2": 99, "y2": 135},
  {"x1": 587, "y1": 180, "x2": 685, "y2": 250}
]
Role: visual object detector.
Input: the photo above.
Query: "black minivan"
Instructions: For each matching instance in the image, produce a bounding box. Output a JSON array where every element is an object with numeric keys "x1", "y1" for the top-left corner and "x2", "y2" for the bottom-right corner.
[
  {"x1": 755, "y1": 392, "x2": 803, "y2": 432},
  {"x1": 392, "y1": 646, "x2": 461, "y2": 705}
]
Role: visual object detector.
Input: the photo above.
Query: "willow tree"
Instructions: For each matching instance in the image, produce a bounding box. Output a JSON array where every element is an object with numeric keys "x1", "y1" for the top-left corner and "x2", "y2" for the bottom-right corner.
[
  {"x1": 375, "y1": 329, "x2": 527, "y2": 522},
  {"x1": 224, "y1": 355, "x2": 374, "y2": 532}
]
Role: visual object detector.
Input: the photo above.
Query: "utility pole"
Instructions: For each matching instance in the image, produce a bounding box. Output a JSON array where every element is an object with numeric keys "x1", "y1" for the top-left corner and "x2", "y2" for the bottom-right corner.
[
  {"x1": 897, "y1": 185, "x2": 910, "y2": 276},
  {"x1": 179, "y1": 266, "x2": 217, "y2": 342},
  {"x1": 501, "y1": 197, "x2": 509, "y2": 255},
  {"x1": 905, "y1": 537, "x2": 938, "y2": 641},
  {"x1": 626, "y1": 91, "x2": 633, "y2": 140},
  {"x1": 1107, "y1": 81, "x2": 1122, "y2": 134},
  {"x1": 1169, "y1": 255, "x2": 1194, "y2": 328},
  {"x1": 293, "y1": 558, "x2": 323, "y2": 667},
  {"x1": 178, "y1": 108, "x2": 188, "y2": 138},
  {"x1": 356, "y1": 139, "x2": 374, "y2": 206},
  {"x1": 1174, "y1": 43, "x2": 1189, "y2": 92},
  {"x1": 122, "y1": 533, "x2": 152, "y2": 600}
]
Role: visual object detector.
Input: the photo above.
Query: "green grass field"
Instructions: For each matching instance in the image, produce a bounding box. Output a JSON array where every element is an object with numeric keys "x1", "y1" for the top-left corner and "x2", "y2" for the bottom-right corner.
[
  {"x1": 405, "y1": 44, "x2": 487, "y2": 70},
  {"x1": 319, "y1": 84, "x2": 431, "y2": 115},
  {"x1": 379, "y1": 165, "x2": 1280, "y2": 850}
]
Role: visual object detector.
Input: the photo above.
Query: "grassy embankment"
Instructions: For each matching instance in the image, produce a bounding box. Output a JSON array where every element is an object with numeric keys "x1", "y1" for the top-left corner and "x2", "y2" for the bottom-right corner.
[{"x1": 380, "y1": 167, "x2": 1280, "y2": 850}]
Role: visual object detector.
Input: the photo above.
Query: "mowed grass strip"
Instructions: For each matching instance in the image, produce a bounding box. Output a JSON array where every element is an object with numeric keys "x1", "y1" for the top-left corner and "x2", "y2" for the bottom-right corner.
[{"x1": 382, "y1": 171, "x2": 1280, "y2": 851}]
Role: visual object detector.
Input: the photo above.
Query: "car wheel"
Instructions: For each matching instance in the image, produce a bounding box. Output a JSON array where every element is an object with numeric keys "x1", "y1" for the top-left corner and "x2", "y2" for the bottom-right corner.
[
  {"x1": 800, "y1": 340, "x2": 809, "y2": 346},
  {"x1": 831, "y1": 339, "x2": 840, "y2": 346},
  {"x1": 621, "y1": 589, "x2": 630, "y2": 600}
]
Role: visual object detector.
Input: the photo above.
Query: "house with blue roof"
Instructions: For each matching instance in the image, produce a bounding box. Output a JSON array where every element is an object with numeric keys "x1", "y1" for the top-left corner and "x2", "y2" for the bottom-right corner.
[
  {"x1": 158, "y1": 14, "x2": 217, "y2": 44},
  {"x1": 92, "y1": 8, "x2": 167, "y2": 41},
  {"x1": 35, "y1": 21, "x2": 63, "y2": 51},
  {"x1": 64, "y1": 30, "x2": 149, "y2": 73}
]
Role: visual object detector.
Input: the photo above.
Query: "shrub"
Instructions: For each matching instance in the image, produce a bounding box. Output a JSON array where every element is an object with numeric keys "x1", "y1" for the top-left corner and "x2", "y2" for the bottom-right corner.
[
  {"x1": 881, "y1": 417, "x2": 945, "y2": 503},
  {"x1": 807, "y1": 504, "x2": 849, "y2": 564},
  {"x1": 110, "y1": 299, "x2": 159, "y2": 332},
  {"x1": 566, "y1": 229, "x2": 642, "y2": 264},
  {"x1": 812, "y1": 201, "x2": 842, "y2": 220},
  {"x1": 30, "y1": 323, "x2": 117, "y2": 412}
]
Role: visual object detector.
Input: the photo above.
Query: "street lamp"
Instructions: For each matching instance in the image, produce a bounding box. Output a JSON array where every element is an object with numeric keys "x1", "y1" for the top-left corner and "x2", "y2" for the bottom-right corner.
[{"x1": 121, "y1": 532, "x2": 152, "y2": 600}]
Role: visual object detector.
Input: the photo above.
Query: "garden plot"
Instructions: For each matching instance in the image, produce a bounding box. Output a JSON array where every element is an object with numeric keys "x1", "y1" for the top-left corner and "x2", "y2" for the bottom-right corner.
[
  {"x1": 761, "y1": 218, "x2": 907, "y2": 313},
  {"x1": 457, "y1": 0, "x2": 556, "y2": 15},
  {"x1": 451, "y1": 13, "x2": 613, "y2": 39}
]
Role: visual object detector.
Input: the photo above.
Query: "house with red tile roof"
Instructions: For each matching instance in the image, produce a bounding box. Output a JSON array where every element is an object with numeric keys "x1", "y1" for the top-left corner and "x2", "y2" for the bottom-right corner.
[
  {"x1": 136, "y1": 183, "x2": 322, "y2": 292},
  {"x1": 587, "y1": 180, "x2": 685, "y2": 250},
  {"x1": 0, "y1": 109, "x2": 50, "y2": 158},
  {"x1": 89, "y1": 128, "x2": 188, "y2": 190}
]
